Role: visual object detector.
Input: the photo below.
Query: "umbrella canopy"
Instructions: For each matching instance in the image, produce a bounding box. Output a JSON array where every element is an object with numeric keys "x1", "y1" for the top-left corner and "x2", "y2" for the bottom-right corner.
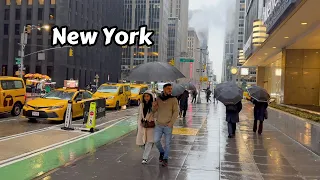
[
  {"x1": 215, "y1": 82, "x2": 240, "y2": 95},
  {"x1": 172, "y1": 83, "x2": 186, "y2": 97},
  {"x1": 180, "y1": 82, "x2": 196, "y2": 91},
  {"x1": 216, "y1": 86, "x2": 243, "y2": 105},
  {"x1": 247, "y1": 86, "x2": 270, "y2": 102},
  {"x1": 126, "y1": 62, "x2": 185, "y2": 82}
]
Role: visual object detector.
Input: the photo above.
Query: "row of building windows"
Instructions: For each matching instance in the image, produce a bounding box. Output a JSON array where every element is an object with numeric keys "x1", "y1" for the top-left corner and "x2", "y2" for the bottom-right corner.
[
  {"x1": 3, "y1": 8, "x2": 55, "y2": 21},
  {"x1": 5, "y1": 0, "x2": 56, "y2": 5}
]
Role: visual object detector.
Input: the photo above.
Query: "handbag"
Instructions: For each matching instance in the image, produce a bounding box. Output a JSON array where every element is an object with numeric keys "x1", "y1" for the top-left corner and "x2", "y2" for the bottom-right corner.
[
  {"x1": 141, "y1": 119, "x2": 155, "y2": 128},
  {"x1": 264, "y1": 109, "x2": 268, "y2": 119}
]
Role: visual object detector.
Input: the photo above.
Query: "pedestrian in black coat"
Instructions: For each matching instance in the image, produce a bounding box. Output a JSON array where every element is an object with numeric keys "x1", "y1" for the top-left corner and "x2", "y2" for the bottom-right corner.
[
  {"x1": 178, "y1": 90, "x2": 189, "y2": 118},
  {"x1": 252, "y1": 99, "x2": 268, "y2": 134},
  {"x1": 225, "y1": 101, "x2": 242, "y2": 138}
]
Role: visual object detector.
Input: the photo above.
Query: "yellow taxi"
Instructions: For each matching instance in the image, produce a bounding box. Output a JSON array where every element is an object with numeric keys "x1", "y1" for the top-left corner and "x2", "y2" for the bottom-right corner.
[
  {"x1": 243, "y1": 91, "x2": 251, "y2": 101},
  {"x1": 22, "y1": 88, "x2": 97, "y2": 122},
  {"x1": 0, "y1": 76, "x2": 26, "y2": 116},
  {"x1": 130, "y1": 84, "x2": 149, "y2": 106},
  {"x1": 94, "y1": 83, "x2": 128, "y2": 110}
]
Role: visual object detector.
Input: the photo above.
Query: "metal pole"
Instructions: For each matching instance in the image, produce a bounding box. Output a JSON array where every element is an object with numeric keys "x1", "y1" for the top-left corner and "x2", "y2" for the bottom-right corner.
[
  {"x1": 20, "y1": 26, "x2": 26, "y2": 78},
  {"x1": 197, "y1": 49, "x2": 203, "y2": 104}
]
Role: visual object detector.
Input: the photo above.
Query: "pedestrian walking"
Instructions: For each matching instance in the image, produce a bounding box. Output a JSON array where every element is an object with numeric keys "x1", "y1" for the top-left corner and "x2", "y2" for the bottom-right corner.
[
  {"x1": 178, "y1": 90, "x2": 189, "y2": 118},
  {"x1": 252, "y1": 99, "x2": 268, "y2": 134},
  {"x1": 136, "y1": 91, "x2": 156, "y2": 164},
  {"x1": 213, "y1": 89, "x2": 218, "y2": 104},
  {"x1": 191, "y1": 90, "x2": 197, "y2": 103},
  {"x1": 225, "y1": 101, "x2": 242, "y2": 138},
  {"x1": 152, "y1": 83, "x2": 179, "y2": 167},
  {"x1": 206, "y1": 87, "x2": 212, "y2": 103}
]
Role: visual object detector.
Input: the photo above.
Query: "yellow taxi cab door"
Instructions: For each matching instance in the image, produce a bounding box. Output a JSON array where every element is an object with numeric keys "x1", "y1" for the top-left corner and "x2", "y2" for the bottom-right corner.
[
  {"x1": 0, "y1": 80, "x2": 15, "y2": 113},
  {"x1": 118, "y1": 86, "x2": 125, "y2": 106},
  {"x1": 72, "y1": 92, "x2": 84, "y2": 118},
  {"x1": 81, "y1": 91, "x2": 93, "y2": 116}
]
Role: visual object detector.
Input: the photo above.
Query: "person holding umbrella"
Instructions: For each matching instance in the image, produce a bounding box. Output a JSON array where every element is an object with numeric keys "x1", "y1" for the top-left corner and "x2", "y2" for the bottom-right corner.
[
  {"x1": 178, "y1": 90, "x2": 189, "y2": 118},
  {"x1": 247, "y1": 86, "x2": 270, "y2": 135},
  {"x1": 225, "y1": 101, "x2": 242, "y2": 138}
]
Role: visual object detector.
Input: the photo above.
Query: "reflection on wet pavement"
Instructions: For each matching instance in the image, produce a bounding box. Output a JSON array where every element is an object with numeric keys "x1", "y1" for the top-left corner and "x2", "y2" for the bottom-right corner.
[{"x1": 43, "y1": 101, "x2": 320, "y2": 180}]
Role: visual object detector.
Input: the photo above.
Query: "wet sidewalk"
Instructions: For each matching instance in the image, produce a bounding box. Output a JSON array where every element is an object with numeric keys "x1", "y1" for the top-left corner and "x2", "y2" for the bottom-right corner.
[{"x1": 41, "y1": 101, "x2": 320, "y2": 180}]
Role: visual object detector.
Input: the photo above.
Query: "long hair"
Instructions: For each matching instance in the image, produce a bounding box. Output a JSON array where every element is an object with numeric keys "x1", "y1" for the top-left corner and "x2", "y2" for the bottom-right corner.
[{"x1": 142, "y1": 93, "x2": 153, "y2": 113}]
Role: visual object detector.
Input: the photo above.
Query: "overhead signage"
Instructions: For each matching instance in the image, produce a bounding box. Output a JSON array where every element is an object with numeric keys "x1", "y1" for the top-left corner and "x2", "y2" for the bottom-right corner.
[{"x1": 262, "y1": 0, "x2": 296, "y2": 33}]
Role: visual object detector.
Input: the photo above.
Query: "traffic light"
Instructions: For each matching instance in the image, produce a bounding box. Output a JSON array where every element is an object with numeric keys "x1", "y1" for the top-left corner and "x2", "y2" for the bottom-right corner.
[
  {"x1": 69, "y1": 48, "x2": 73, "y2": 57},
  {"x1": 203, "y1": 64, "x2": 206, "y2": 70},
  {"x1": 169, "y1": 59, "x2": 174, "y2": 66}
]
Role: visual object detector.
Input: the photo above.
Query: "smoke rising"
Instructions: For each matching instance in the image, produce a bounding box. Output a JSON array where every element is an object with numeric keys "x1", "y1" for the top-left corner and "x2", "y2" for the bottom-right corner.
[{"x1": 189, "y1": 0, "x2": 236, "y2": 82}]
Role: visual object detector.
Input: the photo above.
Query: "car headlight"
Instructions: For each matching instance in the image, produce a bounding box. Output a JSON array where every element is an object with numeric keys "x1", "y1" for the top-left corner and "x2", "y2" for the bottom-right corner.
[
  {"x1": 48, "y1": 105, "x2": 64, "y2": 110},
  {"x1": 106, "y1": 96, "x2": 114, "y2": 100}
]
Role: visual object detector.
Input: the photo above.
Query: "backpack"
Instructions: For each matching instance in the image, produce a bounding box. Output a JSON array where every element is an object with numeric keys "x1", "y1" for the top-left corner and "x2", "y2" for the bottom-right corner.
[{"x1": 226, "y1": 105, "x2": 238, "y2": 112}]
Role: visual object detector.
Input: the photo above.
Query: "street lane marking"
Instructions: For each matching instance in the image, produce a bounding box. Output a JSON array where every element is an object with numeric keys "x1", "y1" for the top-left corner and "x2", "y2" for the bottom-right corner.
[
  {"x1": 172, "y1": 128, "x2": 199, "y2": 136},
  {"x1": 0, "y1": 116, "x2": 137, "y2": 168},
  {"x1": 0, "y1": 118, "x2": 18, "y2": 123}
]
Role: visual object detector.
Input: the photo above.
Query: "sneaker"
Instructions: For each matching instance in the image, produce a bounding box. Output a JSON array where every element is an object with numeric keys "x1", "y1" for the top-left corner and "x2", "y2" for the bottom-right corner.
[
  {"x1": 162, "y1": 159, "x2": 168, "y2": 167},
  {"x1": 159, "y1": 153, "x2": 164, "y2": 162},
  {"x1": 142, "y1": 159, "x2": 148, "y2": 164}
]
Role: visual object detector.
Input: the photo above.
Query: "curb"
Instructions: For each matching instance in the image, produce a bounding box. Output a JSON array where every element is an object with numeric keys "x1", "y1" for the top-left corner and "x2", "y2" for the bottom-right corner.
[{"x1": 0, "y1": 116, "x2": 137, "y2": 180}]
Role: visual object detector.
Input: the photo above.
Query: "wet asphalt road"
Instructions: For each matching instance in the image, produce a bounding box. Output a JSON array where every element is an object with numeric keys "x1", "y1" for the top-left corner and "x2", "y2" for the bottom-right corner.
[{"x1": 0, "y1": 107, "x2": 138, "y2": 138}]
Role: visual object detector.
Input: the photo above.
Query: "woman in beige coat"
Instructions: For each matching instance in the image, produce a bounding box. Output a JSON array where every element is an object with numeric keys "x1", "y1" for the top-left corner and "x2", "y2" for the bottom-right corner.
[{"x1": 136, "y1": 91, "x2": 156, "y2": 164}]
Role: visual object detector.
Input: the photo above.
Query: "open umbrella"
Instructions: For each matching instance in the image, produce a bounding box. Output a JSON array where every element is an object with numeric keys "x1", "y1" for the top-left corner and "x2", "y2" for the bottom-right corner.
[
  {"x1": 247, "y1": 86, "x2": 270, "y2": 102},
  {"x1": 180, "y1": 82, "x2": 196, "y2": 91},
  {"x1": 216, "y1": 85, "x2": 243, "y2": 105},
  {"x1": 215, "y1": 82, "x2": 241, "y2": 95},
  {"x1": 171, "y1": 83, "x2": 186, "y2": 97},
  {"x1": 126, "y1": 62, "x2": 185, "y2": 82}
]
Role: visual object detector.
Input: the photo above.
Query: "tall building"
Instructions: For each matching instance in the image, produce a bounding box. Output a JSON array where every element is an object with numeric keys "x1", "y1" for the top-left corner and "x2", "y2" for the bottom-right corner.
[
  {"x1": 121, "y1": 0, "x2": 170, "y2": 79},
  {"x1": 0, "y1": 0, "x2": 124, "y2": 87},
  {"x1": 222, "y1": 32, "x2": 235, "y2": 82},
  {"x1": 167, "y1": 17, "x2": 181, "y2": 69},
  {"x1": 234, "y1": 0, "x2": 246, "y2": 67},
  {"x1": 187, "y1": 28, "x2": 200, "y2": 84},
  {"x1": 169, "y1": 0, "x2": 188, "y2": 54}
]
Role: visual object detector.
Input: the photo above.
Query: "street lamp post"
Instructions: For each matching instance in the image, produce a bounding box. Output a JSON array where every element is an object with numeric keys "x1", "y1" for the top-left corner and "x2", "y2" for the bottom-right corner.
[
  {"x1": 19, "y1": 25, "x2": 50, "y2": 78},
  {"x1": 196, "y1": 46, "x2": 208, "y2": 104},
  {"x1": 94, "y1": 74, "x2": 99, "y2": 87}
]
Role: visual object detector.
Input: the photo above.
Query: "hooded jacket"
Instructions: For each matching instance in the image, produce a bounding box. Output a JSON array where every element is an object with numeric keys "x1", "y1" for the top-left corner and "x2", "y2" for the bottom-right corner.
[
  {"x1": 153, "y1": 92, "x2": 179, "y2": 126},
  {"x1": 136, "y1": 91, "x2": 156, "y2": 145}
]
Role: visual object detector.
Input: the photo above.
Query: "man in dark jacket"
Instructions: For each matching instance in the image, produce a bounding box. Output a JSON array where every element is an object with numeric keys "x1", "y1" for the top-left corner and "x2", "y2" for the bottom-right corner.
[
  {"x1": 191, "y1": 90, "x2": 197, "y2": 103},
  {"x1": 252, "y1": 99, "x2": 268, "y2": 134},
  {"x1": 225, "y1": 101, "x2": 242, "y2": 138}
]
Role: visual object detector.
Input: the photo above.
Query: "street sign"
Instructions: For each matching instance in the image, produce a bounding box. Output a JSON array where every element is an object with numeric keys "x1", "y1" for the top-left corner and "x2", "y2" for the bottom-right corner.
[
  {"x1": 196, "y1": 69, "x2": 200, "y2": 72},
  {"x1": 200, "y1": 76, "x2": 208, "y2": 82},
  {"x1": 15, "y1": 58, "x2": 21, "y2": 65},
  {"x1": 180, "y1": 58, "x2": 194, "y2": 62}
]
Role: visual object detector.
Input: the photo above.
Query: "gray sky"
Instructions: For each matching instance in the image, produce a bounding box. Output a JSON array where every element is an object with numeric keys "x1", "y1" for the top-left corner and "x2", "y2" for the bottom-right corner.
[{"x1": 189, "y1": 0, "x2": 235, "y2": 82}]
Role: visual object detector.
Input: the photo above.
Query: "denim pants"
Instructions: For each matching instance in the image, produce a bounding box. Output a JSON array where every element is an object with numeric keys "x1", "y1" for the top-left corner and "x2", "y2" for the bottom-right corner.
[{"x1": 154, "y1": 125, "x2": 173, "y2": 160}]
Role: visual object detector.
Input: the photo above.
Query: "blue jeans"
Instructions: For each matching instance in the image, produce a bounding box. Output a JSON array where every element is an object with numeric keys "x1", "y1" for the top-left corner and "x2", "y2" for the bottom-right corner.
[{"x1": 154, "y1": 125, "x2": 173, "y2": 160}]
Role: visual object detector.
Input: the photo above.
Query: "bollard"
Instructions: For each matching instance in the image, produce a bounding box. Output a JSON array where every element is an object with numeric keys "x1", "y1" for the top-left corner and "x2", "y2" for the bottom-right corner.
[{"x1": 61, "y1": 100, "x2": 74, "y2": 130}]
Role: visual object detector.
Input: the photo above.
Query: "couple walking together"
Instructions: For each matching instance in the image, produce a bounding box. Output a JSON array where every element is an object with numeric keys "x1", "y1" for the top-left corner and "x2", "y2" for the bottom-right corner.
[{"x1": 136, "y1": 83, "x2": 179, "y2": 167}]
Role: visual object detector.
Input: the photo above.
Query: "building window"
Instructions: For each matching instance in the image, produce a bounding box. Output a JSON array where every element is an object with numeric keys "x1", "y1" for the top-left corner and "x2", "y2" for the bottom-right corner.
[
  {"x1": 38, "y1": 8, "x2": 43, "y2": 20},
  {"x1": 4, "y1": 9, "x2": 10, "y2": 20},
  {"x1": 36, "y1": 66, "x2": 41, "y2": 74},
  {"x1": 15, "y1": 24, "x2": 20, "y2": 35},
  {"x1": 4, "y1": 24, "x2": 9, "y2": 35},
  {"x1": 15, "y1": 9, "x2": 21, "y2": 20},
  {"x1": 38, "y1": 0, "x2": 44, "y2": 5},
  {"x1": 50, "y1": 0, "x2": 55, "y2": 4},
  {"x1": 28, "y1": 0, "x2": 32, "y2": 5},
  {"x1": 27, "y1": 8, "x2": 32, "y2": 20},
  {"x1": 6, "y1": 0, "x2": 10, "y2": 5},
  {"x1": 49, "y1": 8, "x2": 55, "y2": 20},
  {"x1": 16, "y1": 0, "x2": 21, "y2": 5}
]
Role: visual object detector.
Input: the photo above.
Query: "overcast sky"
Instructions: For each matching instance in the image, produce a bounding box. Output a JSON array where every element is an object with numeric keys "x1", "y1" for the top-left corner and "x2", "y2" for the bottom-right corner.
[{"x1": 189, "y1": 0, "x2": 235, "y2": 82}]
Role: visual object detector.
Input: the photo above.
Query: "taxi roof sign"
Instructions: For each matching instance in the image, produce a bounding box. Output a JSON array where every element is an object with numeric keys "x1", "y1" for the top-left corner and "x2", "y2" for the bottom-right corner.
[{"x1": 64, "y1": 80, "x2": 79, "y2": 88}]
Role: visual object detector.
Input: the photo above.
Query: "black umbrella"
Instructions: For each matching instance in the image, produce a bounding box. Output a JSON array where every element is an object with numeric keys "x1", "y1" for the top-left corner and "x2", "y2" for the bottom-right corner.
[
  {"x1": 216, "y1": 86, "x2": 243, "y2": 105},
  {"x1": 215, "y1": 82, "x2": 241, "y2": 95},
  {"x1": 180, "y1": 82, "x2": 196, "y2": 91},
  {"x1": 247, "y1": 86, "x2": 270, "y2": 102},
  {"x1": 172, "y1": 83, "x2": 186, "y2": 97},
  {"x1": 126, "y1": 62, "x2": 185, "y2": 82}
]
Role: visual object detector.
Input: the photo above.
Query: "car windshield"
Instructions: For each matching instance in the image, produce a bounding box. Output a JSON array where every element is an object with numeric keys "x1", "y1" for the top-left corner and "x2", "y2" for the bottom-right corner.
[
  {"x1": 42, "y1": 90, "x2": 75, "y2": 100},
  {"x1": 131, "y1": 87, "x2": 140, "y2": 94},
  {"x1": 97, "y1": 85, "x2": 118, "y2": 93}
]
